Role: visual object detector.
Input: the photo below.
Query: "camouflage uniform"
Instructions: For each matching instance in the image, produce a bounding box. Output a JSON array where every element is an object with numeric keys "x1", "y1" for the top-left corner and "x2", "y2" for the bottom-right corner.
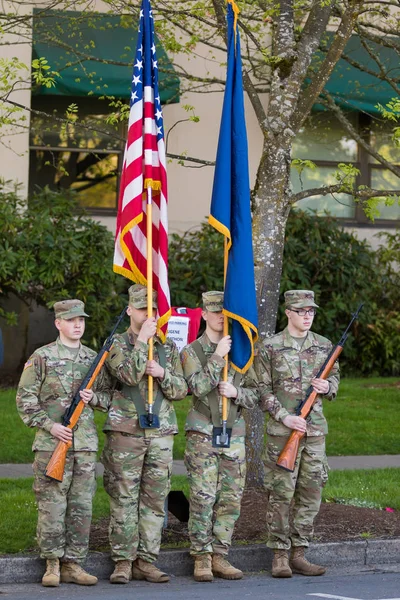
[
  {"x1": 181, "y1": 292, "x2": 258, "y2": 558},
  {"x1": 102, "y1": 285, "x2": 188, "y2": 564},
  {"x1": 255, "y1": 291, "x2": 340, "y2": 551},
  {"x1": 16, "y1": 300, "x2": 110, "y2": 563}
]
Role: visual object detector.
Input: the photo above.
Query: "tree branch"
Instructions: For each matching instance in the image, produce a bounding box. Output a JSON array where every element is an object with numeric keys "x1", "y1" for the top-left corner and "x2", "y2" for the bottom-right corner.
[
  {"x1": 291, "y1": 183, "x2": 400, "y2": 203},
  {"x1": 292, "y1": 0, "x2": 363, "y2": 132},
  {"x1": 321, "y1": 91, "x2": 400, "y2": 179},
  {"x1": 166, "y1": 153, "x2": 215, "y2": 167}
]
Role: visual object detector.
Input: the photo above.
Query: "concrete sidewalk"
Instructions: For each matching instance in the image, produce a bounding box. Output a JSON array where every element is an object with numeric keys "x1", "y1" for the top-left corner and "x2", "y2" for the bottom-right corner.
[{"x1": 0, "y1": 455, "x2": 399, "y2": 479}]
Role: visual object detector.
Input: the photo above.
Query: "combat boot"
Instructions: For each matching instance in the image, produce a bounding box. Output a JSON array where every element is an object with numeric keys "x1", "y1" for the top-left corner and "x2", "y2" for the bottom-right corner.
[
  {"x1": 193, "y1": 554, "x2": 213, "y2": 582},
  {"x1": 42, "y1": 558, "x2": 60, "y2": 587},
  {"x1": 60, "y1": 562, "x2": 98, "y2": 585},
  {"x1": 271, "y1": 549, "x2": 292, "y2": 578},
  {"x1": 110, "y1": 560, "x2": 132, "y2": 584},
  {"x1": 290, "y1": 546, "x2": 326, "y2": 576},
  {"x1": 132, "y1": 558, "x2": 170, "y2": 583},
  {"x1": 212, "y1": 554, "x2": 243, "y2": 580}
]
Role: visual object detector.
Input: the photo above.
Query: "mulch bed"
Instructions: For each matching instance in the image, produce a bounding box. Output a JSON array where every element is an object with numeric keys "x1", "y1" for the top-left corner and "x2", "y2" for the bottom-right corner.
[{"x1": 89, "y1": 488, "x2": 400, "y2": 551}]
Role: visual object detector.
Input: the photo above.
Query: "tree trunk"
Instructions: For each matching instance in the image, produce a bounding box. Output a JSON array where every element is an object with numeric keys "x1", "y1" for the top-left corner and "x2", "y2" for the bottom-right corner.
[{"x1": 245, "y1": 138, "x2": 291, "y2": 487}]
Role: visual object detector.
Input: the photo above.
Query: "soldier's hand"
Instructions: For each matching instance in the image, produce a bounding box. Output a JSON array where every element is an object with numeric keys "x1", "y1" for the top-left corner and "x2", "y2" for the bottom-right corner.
[
  {"x1": 79, "y1": 389, "x2": 94, "y2": 404},
  {"x1": 282, "y1": 415, "x2": 307, "y2": 433},
  {"x1": 215, "y1": 335, "x2": 231, "y2": 358},
  {"x1": 145, "y1": 360, "x2": 165, "y2": 380},
  {"x1": 137, "y1": 317, "x2": 157, "y2": 343},
  {"x1": 218, "y1": 381, "x2": 238, "y2": 398},
  {"x1": 312, "y1": 378, "x2": 330, "y2": 395},
  {"x1": 50, "y1": 423, "x2": 73, "y2": 443}
]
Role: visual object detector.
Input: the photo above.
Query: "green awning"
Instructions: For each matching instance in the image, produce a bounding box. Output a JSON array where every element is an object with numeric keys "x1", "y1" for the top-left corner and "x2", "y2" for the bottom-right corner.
[
  {"x1": 313, "y1": 34, "x2": 400, "y2": 114},
  {"x1": 32, "y1": 10, "x2": 179, "y2": 104}
]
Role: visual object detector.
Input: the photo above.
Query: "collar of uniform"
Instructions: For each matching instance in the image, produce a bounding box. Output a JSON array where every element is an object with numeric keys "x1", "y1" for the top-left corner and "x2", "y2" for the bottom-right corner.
[
  {"x1": 126, "y1": 327, "x2": 138, "y2": 345},
  {"x1": 126, "y1": 327, "x2": 161, "y2": 346},
  {"x1": 55, "y1": 336, "x2": 82, "y2": 361},
  {"x1": 282, "y1": 327, "x2": 320, "y2": 351},
  {"x1": 202, "y1": 331, "x2": 218, "y2": 351}
]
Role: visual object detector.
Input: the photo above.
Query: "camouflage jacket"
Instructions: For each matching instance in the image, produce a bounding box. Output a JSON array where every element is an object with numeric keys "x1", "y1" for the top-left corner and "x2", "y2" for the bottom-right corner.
[
  {"x1": 16, "y1": 337, "x2": 111, "y2": 452},
  {"x1": 104, "y1": 328, "x2": 188, "y2": 438},
  {"x1": 255, "y1": 327, "x2": 340, "y2": 437},
  {"x1": 181, "y1": 332, "x2": 259, "y2": 437}
]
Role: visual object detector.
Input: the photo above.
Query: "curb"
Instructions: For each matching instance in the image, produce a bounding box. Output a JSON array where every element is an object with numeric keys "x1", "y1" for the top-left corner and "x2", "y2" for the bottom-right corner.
[{"x1": 1, "y1": 539, "x2": 400, "y2": 584}]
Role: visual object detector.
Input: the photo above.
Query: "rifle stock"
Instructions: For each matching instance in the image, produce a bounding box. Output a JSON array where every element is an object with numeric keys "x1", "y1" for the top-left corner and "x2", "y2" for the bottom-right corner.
[
  {"x1": 45, "y1": 400, "x2": 86, "y2": 482},
  {"x1": 45, "y1": 307, "x2": 127, "y2": 482}
]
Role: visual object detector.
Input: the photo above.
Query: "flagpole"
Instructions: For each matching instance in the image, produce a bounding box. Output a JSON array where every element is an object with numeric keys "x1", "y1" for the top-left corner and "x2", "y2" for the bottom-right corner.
[
  {"x1": 146, "y1": 186, "x2": 154, "y2": 425},
  {"x1": 221, "y1": 237, "x2": 229, "y2": 437}
]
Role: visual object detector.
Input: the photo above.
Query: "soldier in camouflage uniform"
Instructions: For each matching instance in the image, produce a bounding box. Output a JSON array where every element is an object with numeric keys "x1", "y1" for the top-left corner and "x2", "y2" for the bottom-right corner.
[
  {"x1": 255, "y1": 290, "x2": 340, "y2": 578},
  {"x1": 181, "y1": 291, "x2": 258, "y2": 582},
  {"x1": 16, "y1": 299, "x2": 111, "y2": 587},
  {"x1": 102, "y1": 284, "x2": 187, "y2": 584}
]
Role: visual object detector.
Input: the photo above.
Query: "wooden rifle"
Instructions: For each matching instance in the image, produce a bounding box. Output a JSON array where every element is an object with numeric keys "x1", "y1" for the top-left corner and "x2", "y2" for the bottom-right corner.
[
  {"x1": 45, "y1": 307, "x2": 127, "y2": 481},
  {"x1": 276, "y1": 303, "x2": 363, "y2": 472}
]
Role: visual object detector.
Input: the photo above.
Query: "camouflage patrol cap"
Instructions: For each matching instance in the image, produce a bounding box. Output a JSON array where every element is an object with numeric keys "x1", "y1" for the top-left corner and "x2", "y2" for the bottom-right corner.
[
  {"x1": 202, "y1": 290, "x2": 224, "y2": 312},
  {"x1": 53, "y1": 299, "x2": 89, "y2": 320},
  {"x1": 128, "y1": 284, "x2": 157, "y2": 309},
  {"x1": 284, "y1": 290, "x2": 319, "y2": 309}
]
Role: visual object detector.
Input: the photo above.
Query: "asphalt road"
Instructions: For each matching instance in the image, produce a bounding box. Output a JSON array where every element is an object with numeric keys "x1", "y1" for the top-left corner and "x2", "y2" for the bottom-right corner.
[{"x1": 1, "y1": 565, "x2": 400, "y2": 600}]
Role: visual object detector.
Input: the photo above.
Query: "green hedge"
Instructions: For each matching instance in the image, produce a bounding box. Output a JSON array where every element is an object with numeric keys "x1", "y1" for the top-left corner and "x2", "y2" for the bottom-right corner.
[{"x1": 169, "y1": 211, "x2": 400, "y2": 376}]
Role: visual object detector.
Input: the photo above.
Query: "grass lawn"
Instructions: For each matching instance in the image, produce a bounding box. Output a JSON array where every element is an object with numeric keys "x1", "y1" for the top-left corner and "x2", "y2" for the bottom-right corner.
[
  {"x1": 0, "y1": 469, "x2": 398, "y2": 555},
  {"x1": 2, "y1": 377, "x2": 400, "y2": 462},
  {"x1": 0, "y1": 389, "x2": 190, "y2": 462},
  {"x1": 324, "y1": 378, "x2": 400, "y2": 456}
]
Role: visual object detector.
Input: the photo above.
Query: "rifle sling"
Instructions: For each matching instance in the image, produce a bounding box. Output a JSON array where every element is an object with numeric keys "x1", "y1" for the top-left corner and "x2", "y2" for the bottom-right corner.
[
  {"x1": 121, "y1": 332, "x2": 166, "y2": 418},
  {"x1": 191, "y1": 339, "x2": 241, "y2": 428}
]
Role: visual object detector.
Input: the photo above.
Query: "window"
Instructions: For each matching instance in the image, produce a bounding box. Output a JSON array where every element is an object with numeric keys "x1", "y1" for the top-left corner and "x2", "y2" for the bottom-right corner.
[
  {"x1": 291, "y1": 112, "x2": 357, "y2": 219},
  {"x1": 29, "y1": 98, "x2": 124, "y2": 213},
  {"x1": 369, "y1": 120, "x2": 400, "y2": 221},
  {"x1": 291, "y1": 112, "x2": 400, "y2": 225}
]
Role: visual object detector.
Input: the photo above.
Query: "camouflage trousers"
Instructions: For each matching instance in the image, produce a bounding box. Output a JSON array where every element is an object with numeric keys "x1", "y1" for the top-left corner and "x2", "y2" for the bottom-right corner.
[
  {"x1": 263, "y1": 435, "x2": 329, "y2": 550},
  {"x1": 32, "y1": 451, "x2": 96, "y2": 561},
  {"x1": 184, "y1": 431, "x2": 246, "y2": 556},
  {"x1": 102, "y1": 432, "x2": 173, "y2": 563}
]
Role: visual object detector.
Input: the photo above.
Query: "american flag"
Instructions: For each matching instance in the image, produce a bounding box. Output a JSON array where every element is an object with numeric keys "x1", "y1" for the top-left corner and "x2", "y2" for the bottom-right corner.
[{"x1": 113, "y1": 0, "x2": 170, "y2": 339}]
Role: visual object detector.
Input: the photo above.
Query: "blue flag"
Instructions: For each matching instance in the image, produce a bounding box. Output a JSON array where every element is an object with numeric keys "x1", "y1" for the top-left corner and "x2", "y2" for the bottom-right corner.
[{"x1": 209, "y1": 1, "x2": 258, "y2": 373}]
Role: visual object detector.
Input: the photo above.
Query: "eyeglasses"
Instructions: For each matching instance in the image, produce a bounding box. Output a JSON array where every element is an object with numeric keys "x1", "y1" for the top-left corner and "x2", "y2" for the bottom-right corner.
[{"x1": 289, "y1": 308, "x2": 317, "y2": 317}]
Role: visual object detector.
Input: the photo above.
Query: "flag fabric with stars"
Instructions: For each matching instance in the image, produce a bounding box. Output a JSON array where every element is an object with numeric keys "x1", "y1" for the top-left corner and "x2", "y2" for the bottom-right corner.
[{"x1": 113, "y1": 0, "x2": 171, "y2": 338}]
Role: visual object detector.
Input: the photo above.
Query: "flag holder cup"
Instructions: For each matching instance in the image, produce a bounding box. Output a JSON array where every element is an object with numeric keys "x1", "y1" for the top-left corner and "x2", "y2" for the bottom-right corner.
[
  {"x1": 212, "y1": 422, "x2": 232, "y2": 448},
  {"x1": 139, "y1": 412, "x2": 160, "y2": 429}
]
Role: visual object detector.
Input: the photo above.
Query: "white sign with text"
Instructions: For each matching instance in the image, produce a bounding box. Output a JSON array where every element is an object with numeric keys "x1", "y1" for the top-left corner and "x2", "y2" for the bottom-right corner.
[{"x1": 167, "y1": 316, "x2": 190, "y2": 352}]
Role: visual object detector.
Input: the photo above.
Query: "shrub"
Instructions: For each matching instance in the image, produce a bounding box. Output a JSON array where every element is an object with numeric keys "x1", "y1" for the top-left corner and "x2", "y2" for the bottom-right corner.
[
  {"x1": 168, "y1": 210, "x2": 400, "y2": 375},
  {"x1": 169, "y1": 223, "x2": 224, "y2": 308},
  {"x1": 0, "y1": 183, "x2": 128, "y2": 350}
]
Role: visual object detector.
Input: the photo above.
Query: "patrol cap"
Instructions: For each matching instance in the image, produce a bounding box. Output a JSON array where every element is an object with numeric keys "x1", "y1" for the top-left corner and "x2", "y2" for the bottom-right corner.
[
  {"x1": 128, "y1": 284, "x2": 157, "y2": 309},
  {"x1": 202, "y1": 291, "x2": 224, "y2": 312},
  {"x1": 54, "y1": 299, "x2": 89, "y2": 320},
  {"x1": 284, "y1": 290, "x2": 319, "y2": 309}
]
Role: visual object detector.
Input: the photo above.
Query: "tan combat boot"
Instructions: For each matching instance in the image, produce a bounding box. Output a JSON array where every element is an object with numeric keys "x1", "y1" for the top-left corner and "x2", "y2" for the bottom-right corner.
[
  {"x1": 212, "y1": 554, "x2": 243, "y2": 580},
  {"x1": 290, "y1": 547, "x2": 326, "y2": 576},
  {"x1": 193, "y1": 554, "x2": 213, "y2": 582},
  {"x1": 60, "y1": 562, "x2": 98, "y2": 585},
  {"x1": 42, "y1": 558, "x2": 60, "y2": 587},
  {"x1": 271, "y1": 549, "x2": 292, "y2": 578},
  {"x1": 132, "y1": 558, "x2": 170, "y2": 583},
  {"x1": 110, "y1": 560, "x2": 132, "y2": 584}
]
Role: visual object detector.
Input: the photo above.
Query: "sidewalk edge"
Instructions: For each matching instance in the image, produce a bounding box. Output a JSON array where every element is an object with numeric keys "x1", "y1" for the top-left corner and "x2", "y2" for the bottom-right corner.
[{"x1": 1, "y1": 539, "x2": 400, "y2": 584}]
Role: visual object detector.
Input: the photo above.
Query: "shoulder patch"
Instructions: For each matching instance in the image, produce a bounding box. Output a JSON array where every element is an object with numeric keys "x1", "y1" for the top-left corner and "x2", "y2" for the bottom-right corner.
[{"x1": 23, "y1": 359, "x2": 33, "y2": 371}]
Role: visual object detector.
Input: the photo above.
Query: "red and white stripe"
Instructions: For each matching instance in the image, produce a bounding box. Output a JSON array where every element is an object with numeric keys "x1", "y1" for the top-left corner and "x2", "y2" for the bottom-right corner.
[{"x1": 114, "y1": 85, "x2": 171, "y2": 338}]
